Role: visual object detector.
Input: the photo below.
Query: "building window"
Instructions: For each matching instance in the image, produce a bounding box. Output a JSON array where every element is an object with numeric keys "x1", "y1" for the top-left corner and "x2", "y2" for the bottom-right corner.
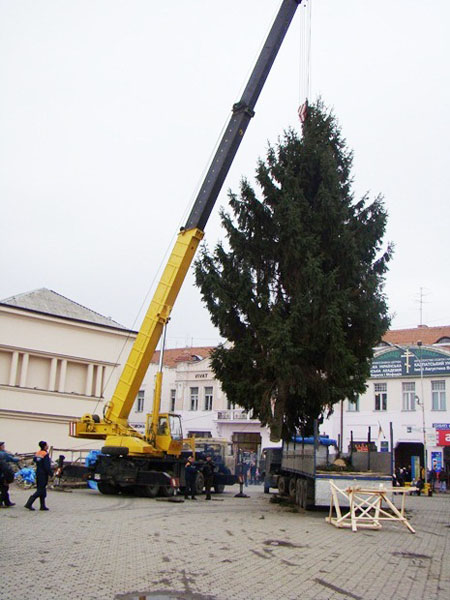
[
  {"x1": 402, "y1": 382, "x2": 416, "y2": 411},
  {"x1": 170, "y1": 389, "x2": 176, "y2": 412},
  {"x1": 374, "y1": 383, "x2": 387, "y2": 411},
  {"x1": 347, "y1": 397, "x2": 359, "y2": 412},
  {"x1": 432, "y1": 380, "x2": 446, "y2": 411},
  {"x1": 135, "y1": 390, "x2": 145, "y2": 412},
  {"x1": 188, "y1": 431, "x2": 212, "y2": 438},
  {"x1": 190, "y1": 387, "x2": 199, "y2": 411},
  {"x1": 227, "y1": 399, "x2": 235, "y2": 410},
  {"x1": 204, "y1": 386, "x2": 213, "y2": 411}
]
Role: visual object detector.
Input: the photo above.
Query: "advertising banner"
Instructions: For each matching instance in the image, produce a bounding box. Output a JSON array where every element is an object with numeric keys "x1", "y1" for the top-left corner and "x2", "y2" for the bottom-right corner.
[
  {"x1": 431, "y1": 452, "x2": 442, "y2": 472},
  {"x1": 411, "y1": 455, "x2": 421, "y2": 480},
  {"x1": 437, "y1": 430, "x2": 450, "y2": 446}
]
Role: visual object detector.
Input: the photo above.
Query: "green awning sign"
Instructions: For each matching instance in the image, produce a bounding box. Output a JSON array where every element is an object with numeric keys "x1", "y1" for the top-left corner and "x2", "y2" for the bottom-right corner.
[{"x1": 370, "y1": 348, "x2": 450, "y2": 379}]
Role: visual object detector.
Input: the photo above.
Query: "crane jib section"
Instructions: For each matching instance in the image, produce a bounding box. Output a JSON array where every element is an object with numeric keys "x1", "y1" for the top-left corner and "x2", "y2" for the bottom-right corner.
[{"x1": 185, "y1": 0, "x2": 302, "y2": 232}]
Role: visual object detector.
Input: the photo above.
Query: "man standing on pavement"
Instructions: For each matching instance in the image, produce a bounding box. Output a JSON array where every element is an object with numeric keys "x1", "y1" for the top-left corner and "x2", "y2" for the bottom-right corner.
[
  {"x1": 202, "y1": 454, "x2": 215, "y2": 500},
  {"x1": 25, "y1": 441, "x2": 53, "y2": 511},
  {"x1": 184, "y1": 456, "x2": 197, "y2": 500},
  {"x1": 0, "y1": 441, "x2": 20, "y2": 508}
]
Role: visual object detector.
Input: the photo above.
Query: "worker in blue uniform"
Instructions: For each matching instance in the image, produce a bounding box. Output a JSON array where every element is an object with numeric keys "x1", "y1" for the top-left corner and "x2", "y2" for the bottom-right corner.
[
  {"x1": 0, "y1": 441, "x2": 20, "y2": 507},
  {"x1": 202, "y1": 454, "x2": 215, "y2": 500},
  {"x1": 25, "y1": 441, "x2": 53, "y2": 511},
  {"x1": 184, "y1": 456, "x2": 197, "y2": 500}
]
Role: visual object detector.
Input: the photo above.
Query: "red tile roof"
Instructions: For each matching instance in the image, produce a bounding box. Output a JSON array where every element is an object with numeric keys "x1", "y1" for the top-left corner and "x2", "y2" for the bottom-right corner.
[
  {"x1": 151, "y1": 346, "x2": 215, "y2": 368},
  {"x1": 382, "y1": 325, "x2": 450, "y2": 346},
  {"x1": 152, "y1": 326, "x2": 450, "y2": 369}
]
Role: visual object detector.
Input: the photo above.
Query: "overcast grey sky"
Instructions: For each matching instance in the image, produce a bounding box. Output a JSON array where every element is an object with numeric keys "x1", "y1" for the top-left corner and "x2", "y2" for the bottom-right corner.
[{"x1": 1, "y1": 0, "x2": 449, "y2": 347}]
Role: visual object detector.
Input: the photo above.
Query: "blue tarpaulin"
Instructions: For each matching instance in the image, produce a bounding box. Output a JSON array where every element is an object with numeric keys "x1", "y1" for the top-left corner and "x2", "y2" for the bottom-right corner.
[
  {"x1": 85, "y1": 451, "x2": 101, "y2": 490},
  {"x1": 16, "y1": 467, "x2": 36, "y2": 484},
  {"x1": 85, "y1": 450, "x2": 101, "y2": 466},
  {"x1": 292, "y1": 436, "x2": 337, "y2": 446}
]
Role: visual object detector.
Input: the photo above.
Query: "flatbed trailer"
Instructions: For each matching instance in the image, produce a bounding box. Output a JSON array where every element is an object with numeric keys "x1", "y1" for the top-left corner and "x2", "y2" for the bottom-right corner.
[{"x1": 264, "y1": 437, "x2": 392, "y2": 508}]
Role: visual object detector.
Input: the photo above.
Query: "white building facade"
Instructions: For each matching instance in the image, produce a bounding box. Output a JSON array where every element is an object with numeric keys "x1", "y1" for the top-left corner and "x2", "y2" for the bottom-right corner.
[
  {"x1": 129, "y1": 347, "x2": 278, "y2": 455},
  {"x1": 0, "y1": 289, "x2": 136, "y2": 453},
  {"x1": 3, "y1": 289, "x2": 449, "y2": 476},
  {"x1": 322, "y1": 327, "x2": 450, "y2": 476}
]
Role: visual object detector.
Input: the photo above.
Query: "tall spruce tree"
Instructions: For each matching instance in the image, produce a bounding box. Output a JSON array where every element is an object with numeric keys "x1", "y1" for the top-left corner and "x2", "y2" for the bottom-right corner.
[{"x1": 194, "y1": 100, "x2": 393, "y2": 441}]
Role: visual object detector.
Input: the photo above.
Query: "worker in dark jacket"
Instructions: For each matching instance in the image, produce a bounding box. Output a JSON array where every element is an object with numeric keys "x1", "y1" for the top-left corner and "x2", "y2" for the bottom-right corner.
[
  {"x1": 202, "y1": 454, "x2": 215, "y2": 500},
  {"x1": 25, "y1": 441, "x2": 53, "y2": 511},
  {"x1": 0, "y1": 441, "x2": 20, "y2": 508},
  {"x1": 184, "y1": 456, "x2": 197, "y2": 500}
]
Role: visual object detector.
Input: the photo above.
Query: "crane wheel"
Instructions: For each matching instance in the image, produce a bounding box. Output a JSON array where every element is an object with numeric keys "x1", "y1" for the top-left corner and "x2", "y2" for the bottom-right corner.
[
  {"x1": 118, "y1": 485, "x2": 135, "y2": 496},
  {"x1": 160, "y1": 486, "x2": 175, "y2": 497},
  {"x1": 141, "y1": 484, "x2": 160, "y2": 498},
  {"x1": 97, "y1": 482, "x2": 120, "y2": 495},
  {"x1": 101, "y1": 446, "x2": 129, "y2": 457},
  {"x1": 214, "y1": 484, "x2": 225, "y2": 494},
  {"x1": 195, "y1": 472, "x2": 205, "y2": 495}
]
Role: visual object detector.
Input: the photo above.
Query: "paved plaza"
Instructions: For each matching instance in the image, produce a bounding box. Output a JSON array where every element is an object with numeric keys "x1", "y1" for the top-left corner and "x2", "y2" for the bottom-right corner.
[{"x1": 1, "y1": 484, "x2": 449, "y2": 600}]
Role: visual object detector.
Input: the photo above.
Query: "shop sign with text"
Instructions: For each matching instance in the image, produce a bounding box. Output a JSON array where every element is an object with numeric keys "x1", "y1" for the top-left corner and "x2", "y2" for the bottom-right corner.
[
  {"x1": 350, "y1": 441, "x2": 377, "y2": 452},
  {"x1": 371, "y1": 348, "x2": 450, "y2": 379},
  {"x1": 437, "y1": 430, "x2": 450, "y2": 446}
]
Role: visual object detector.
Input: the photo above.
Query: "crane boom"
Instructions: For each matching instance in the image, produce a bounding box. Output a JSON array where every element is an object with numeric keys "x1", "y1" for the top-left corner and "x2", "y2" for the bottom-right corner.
[
  {"x1": 185, "y1": 0, "x2": 302, "y2": 231},
  {"x1": 73, "y1": 0, "x2": 302, "y2": 440}
]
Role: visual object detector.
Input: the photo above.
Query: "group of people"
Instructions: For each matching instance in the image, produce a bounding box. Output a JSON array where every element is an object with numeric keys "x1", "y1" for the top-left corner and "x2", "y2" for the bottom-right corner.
[
  {"x1": 239, "y1": 451, "x2": 260, "y2": 486},
  {"x1": 429, "y1": 468, "x2": 448, "y2": 493},
  {"x1": 393, "y1": 466, "x2": 426, "y2": 495},
  {"x1": 393, "y1": 465, "x2": 449, "y2": 495},
  {"x1": 0, "y1": 440, "x2": 53, "y2": 511},
  {"x1": 3, "y1": 442, "x2": 217, "y2": 506},
  {"x1": 184, "y1": 454, "x2": 215, "y2": 500},
  {"x1": 393, "y1": 466, "x2": 412, "y2": 487}
]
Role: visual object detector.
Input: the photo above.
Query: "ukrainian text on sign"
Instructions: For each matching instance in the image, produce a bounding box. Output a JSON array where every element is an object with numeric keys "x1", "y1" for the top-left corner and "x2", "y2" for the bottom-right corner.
[{"x1": 370, "y1": 349, "x2": 450, "y2": 378}]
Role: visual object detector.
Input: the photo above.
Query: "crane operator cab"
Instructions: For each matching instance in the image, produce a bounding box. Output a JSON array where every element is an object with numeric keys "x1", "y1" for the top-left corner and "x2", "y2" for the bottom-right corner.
[{"x1": 145, "y1": 413, "x2": 186, "y2": 456}]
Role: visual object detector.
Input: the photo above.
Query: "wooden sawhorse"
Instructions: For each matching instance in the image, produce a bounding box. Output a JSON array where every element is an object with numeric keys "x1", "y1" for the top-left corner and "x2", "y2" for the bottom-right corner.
[{"x1": 326, "y1": 482, "x2": 416, "y2": 534}]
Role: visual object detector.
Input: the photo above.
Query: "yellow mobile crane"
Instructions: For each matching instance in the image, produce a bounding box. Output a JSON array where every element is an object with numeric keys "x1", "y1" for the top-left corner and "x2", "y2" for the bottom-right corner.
[{"x1": 69, "y1": 0, "x2": 303, "y2": 497}]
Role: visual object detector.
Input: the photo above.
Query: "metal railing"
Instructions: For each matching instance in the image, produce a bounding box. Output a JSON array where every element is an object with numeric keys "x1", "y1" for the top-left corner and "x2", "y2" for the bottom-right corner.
[{"x1": 216, "y1": 409, "x2": 256, "y2": 421}]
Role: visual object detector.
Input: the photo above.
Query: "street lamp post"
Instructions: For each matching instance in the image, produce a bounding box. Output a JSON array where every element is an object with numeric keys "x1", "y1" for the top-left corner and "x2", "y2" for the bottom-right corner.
[{"x1": 417, "y1": 341, "x2": 427, "y2": 486}]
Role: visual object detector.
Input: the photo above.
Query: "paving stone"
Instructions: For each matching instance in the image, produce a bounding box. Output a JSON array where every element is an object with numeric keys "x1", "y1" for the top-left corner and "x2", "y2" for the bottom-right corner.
[{"x1": 1, "y1": 485, "x2": 449, "y2": 599}]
